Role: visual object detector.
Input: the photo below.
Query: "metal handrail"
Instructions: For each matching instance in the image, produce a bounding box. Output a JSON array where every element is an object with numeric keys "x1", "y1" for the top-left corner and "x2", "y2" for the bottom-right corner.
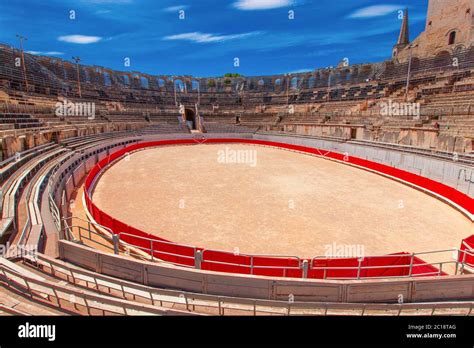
[
  {"x1": 310, "y1": 249, "x2": 474, "y2": 279},
  {"x1": 117, "y1": 232, "x2": 196, "y2": 263},
  {"x1": 64, "y1": 223, "x2": 158, "y2": 261},
  {"x1": 62, "y1": 220, "x2": 474, "y2": 279},
  {"x1": 24, "y1": 253, "x2": 474, "y2": 316},
  {"x1": 0, "y1": 264, "x2": 190, "y2": 316},
  {"x1": 114, "y1": 240, "x2": 195, "y2": 268},
  {"x1": 62, "y1": 216, "x2": 114, "y2": 235},
  {"x1": 201, "y1": 249, "x2": 302, "y2": 275},
  {"x1": 310, "y1": 261, "x2": 455, "y2": 278},
  {"x1": 117, "y1": 231, "x2": 303, "y2": 273}
]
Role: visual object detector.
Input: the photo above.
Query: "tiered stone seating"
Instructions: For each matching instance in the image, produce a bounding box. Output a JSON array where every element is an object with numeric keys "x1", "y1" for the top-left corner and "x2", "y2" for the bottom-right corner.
[
  {"x1": 204, "y1": 123, "x2": 258, "y2": 133},
  {"x1": 140, "y1": 123, "x2": 190, "y2": 134},
  {"x1": 203, "y1": 114, "x2": 237, "y2": 124},
  {"x1": 0, "y1": 42, "x2": 472, "y2": 152},
  {"x1": 0, "y1": 113, "x2": 42, "y2": 129},
  {"x1": 239, "y1": 114, "x2": 278, "y2": 126}
]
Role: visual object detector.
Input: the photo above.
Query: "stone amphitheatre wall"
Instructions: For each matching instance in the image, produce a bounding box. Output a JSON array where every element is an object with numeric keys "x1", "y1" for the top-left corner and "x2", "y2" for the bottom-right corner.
[
  {"x1": 273, "y1": 124, "x2": 473, "y2": 153},
  {"x1": 0, "y1": 122, "x2": 148, "y2": 159}
]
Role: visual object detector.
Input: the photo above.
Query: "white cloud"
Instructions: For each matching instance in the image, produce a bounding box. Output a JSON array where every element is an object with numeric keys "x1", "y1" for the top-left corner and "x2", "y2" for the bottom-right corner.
[
  {"x1": 26, "y1": 51, "x2": 64, "y2": 56},
  {"x1": 233, "y1": 0, "x2": 294, "y2": 10},
  {"x1": 348, "y1": 5, "x2": 401, "y2": 18},
  {"x1": 163, "y1": 5, "x2": 189, "y2": 12},
  {"x1": 58, "y1": 35, "x2": 103, "y2": 44},
  {"x1": 163, "y1": 31, "x2": 261, "y2": 43}
]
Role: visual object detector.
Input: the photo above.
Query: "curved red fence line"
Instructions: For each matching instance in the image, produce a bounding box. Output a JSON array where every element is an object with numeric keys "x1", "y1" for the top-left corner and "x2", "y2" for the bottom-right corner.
[
  {"x1": 459, "y1": 235, "x2": 474, "y2": 268},
  {"x1": 83, "y1": 138, "x2": 474, "y2": 279}
]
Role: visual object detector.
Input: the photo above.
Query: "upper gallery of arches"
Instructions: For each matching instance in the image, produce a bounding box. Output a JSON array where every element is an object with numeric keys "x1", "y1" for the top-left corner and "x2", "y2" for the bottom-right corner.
[
  {"x1": 22, "y1": 52, "x2": 387, "y2": 94},
  {"x1": 3, "y1": 45, "x2": 471, "y2": 98},
  {"x1": 2, "y1": 0, "x2": 473, "y2": 96}
]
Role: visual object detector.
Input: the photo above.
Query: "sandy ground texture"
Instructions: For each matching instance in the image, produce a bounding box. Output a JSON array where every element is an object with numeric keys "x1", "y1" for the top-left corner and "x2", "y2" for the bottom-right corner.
[{"x1": 92, "y1": 144, "x2": 473, "y2": 260}]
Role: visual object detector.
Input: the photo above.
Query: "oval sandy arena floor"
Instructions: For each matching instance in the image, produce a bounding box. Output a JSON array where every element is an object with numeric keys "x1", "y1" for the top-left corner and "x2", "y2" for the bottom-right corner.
[{"x1": 92, "y1": 144, "x2": 473, "y2": 259}]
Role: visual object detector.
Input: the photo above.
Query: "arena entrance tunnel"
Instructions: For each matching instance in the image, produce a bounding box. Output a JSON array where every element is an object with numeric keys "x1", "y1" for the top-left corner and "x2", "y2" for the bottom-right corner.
[{"x1": 184, "y1": 108, "x2": 196, "y2": 130}]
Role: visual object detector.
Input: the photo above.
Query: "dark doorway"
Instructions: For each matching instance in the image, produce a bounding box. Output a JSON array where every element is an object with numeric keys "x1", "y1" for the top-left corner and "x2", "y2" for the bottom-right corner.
[
  {"x1": 350, "y1": 128, "x2": 357, "y2": 139},
  {"x1": 184, "y1": 108, "x2": 196, "y2": 130}
]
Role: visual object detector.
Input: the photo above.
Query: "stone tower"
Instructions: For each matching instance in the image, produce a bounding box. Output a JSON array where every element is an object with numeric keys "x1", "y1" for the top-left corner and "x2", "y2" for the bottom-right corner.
[
  {"x1": 392, "y1": 9, "x2": 410, "y2": 59},
  {"x1": 393, "y1": 0, "x2": 474, "y2": 62}
]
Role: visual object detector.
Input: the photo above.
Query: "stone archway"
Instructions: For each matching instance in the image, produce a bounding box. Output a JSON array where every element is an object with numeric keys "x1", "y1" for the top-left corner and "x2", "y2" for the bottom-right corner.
[
  {"x1": 434, "y1": 50, "x2": 451, "y2": 68},
  {"x1": 184, "y1": 108, "x2": 196, "y2": 130}
]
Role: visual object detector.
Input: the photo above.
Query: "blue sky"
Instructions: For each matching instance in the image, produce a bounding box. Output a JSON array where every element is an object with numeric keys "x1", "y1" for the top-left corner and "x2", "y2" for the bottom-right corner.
[{"x1": 0, "y1": 0, "x2": 429, "y2": 77}]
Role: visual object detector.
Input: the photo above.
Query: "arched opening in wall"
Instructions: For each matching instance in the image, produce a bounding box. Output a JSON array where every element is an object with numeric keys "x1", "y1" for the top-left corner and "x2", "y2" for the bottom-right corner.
[
  {"x1": 175, "y1": 79, "x2": 185, "y2": 92},
  {"x1": 122, "y1": 75, "x2": 130, "y2": 85},
  {"x1": 274, "y1": 79, "x2": 282, "y2": 93},
  {"x1": 448, "y1": 31, "x2": 457, "y2": 45},
  {"x1": 140, "y1": 76, "x2": 149, "y2": 89},
  {"x1": 157, "y1": 78, "x2": 165, "y2": 89},
  {"x1": 434, "y1": 51, "x2": 451, "y2": 68},
  {"x1": 83, "y1": 69, "x2": 90, "y2": 83},
  {"x1": 350, "y1": 128, "x2": 357, "y2": 139},
  {"x1": 207, "y1": 79, "x2": 216, "y2": 90},
  {"x1": 351, "y1": 67, "x2": 359, "y2": 80},
  {"x1": 184, "y1": 108, "x2": 196, "y2": 130},
  {"x1": 454, "y1": 45, "x2": 466, "y2": 58},
  {"x1": 246, "y1": 80, "x2": 255, "y2": 90},
  {"x1": 290, "y1": 77, "x2": 298, "y2": 90},
  {"x1": 313, "y1": 72, "x2": 322, "y2": 87},
  {"x1": 340, "y1": 69, "x2": 351, "y2": 83},
  {"x1": 235, "y1": 82, "x2": 244, "y2": 93},
  {"x1": 103, "y1": 71, "x2": 112, "y2": 86}
]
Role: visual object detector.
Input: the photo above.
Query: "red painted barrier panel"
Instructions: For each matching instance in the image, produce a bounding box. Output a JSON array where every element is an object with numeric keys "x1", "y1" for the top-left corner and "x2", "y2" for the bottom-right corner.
[
  {"x1": 309, "y1": 257, "x2": 361, "y2": 279},
  {"x1": 459, "y1": 235, "x2": 474, "y2": 267},
  {"x1": 122, "y1": 233, "x2": 196, "y2": 267},
  {"x1": 308, "y1": 253, "x2": 446, "y2": 279},
  {"x1": 200, "y1": 250, "x2": 302, "y2": 277},
  {"x1": 203, "y1": 249, "x2": 250, "y2": 265},
  {"x1": 360, "y1": 254, "x2": 410, "y2": 278},
  {"x1": 201, "y1": 260, "x2": 251, "y2": 275},
  {"x1": 80, "y1": 138, "x2": 469, "y2": 279},
  {"x1": 308, "y1": 254, "x2": 410, "y2": 279},
  {"x1": 252, "y1": 267, "x2": 303, "y2": 278}
]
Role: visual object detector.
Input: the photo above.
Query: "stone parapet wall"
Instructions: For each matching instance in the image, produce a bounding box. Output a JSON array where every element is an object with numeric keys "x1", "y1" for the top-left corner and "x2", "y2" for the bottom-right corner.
[
  {"x1": 273, "y1": 123, "x2": 473, "y2": 153},
  {"x1": 0, "y1": 122, "x2": 148, "y2": 160}
]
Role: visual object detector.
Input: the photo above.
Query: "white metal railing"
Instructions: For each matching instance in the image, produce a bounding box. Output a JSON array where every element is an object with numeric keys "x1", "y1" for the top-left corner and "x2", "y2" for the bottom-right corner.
[
  {"x1": 62, "y1": 217, "x2": 115, "y2": 251},
  {"x1": 62, "y1": 219, "x2": 474, "y2": 280},
  {"x1": 309, "y1": 249, "x2": 471, "y2": 280},
  {"x1": 200, "y1": 249, "x2": 302, "y2": 276},
  {"x1": 22, "y1": 253, "x2": 474, "y2": 316},
  {"x1": 0, "y1": 263, "x2": 192, "y2": 316},
  {"x1": 116, "y1": 232, "x2": 196, "y2": 265}
]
